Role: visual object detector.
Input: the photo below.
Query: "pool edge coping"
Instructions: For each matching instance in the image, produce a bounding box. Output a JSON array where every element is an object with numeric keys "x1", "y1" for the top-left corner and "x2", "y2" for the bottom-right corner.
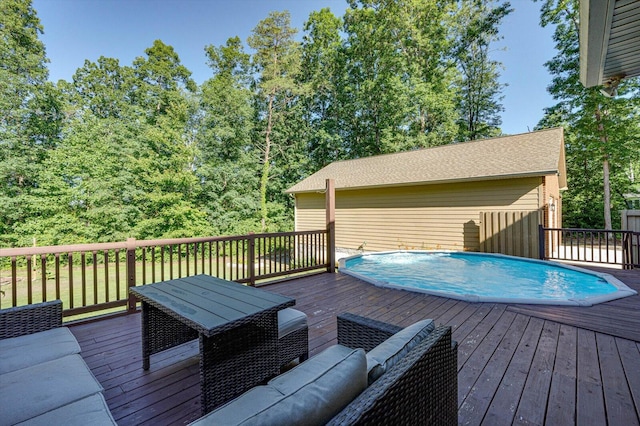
[{"x1": 338, "y1": 250, "x2": 637, "y2": 307}]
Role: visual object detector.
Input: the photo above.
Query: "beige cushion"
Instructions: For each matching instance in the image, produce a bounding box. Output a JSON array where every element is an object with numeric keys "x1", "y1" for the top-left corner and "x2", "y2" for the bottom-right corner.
[
  {"x1": 366, "y1": 319, "x2": 435, "y2": 383},
  {"x1": 16, "y1": 393, "x2": 117, "y2": 426},
  {"x1": 191, "y1": 345, "x2": 367, "y2": 426},
  {"x1": 277, "y1": 308, "x2": 307, "y2": 338},
  {"x1": 0, "y1": 327, "x2": 81, "y2": 374},
  {"x1": 0, "y1": 354, "x2": 104, "y2": 425}
]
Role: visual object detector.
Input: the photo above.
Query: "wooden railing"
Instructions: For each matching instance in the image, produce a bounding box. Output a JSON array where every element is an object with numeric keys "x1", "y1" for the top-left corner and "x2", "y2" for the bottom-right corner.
[
  {"x1": 539, "y1": 226, "x2": 640, "y2": 269},
  {"x1": 0, "y1": 230, "x2": 329, "y2": 319}
]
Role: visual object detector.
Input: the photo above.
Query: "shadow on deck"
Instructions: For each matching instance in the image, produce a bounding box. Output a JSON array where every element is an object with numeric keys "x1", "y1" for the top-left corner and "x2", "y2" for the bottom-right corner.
[{"x1": 69, "y1": 267, "x2": 640, "y2": 425}]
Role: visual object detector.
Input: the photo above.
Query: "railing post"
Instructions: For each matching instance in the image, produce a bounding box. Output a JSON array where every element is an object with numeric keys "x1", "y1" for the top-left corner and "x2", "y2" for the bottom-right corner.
[
  {"x1": 538, "y1": 225, "x2": 546, "y2": 260},
  {"x1": 127, "y1": 237, "x2": 137, "y2": 313},
  {"x1": 326, "y1": 179, "x2": 336, "y2": 273},
  {"x1": 248, "y1": 233, "x2": 256, "y2": 286}
]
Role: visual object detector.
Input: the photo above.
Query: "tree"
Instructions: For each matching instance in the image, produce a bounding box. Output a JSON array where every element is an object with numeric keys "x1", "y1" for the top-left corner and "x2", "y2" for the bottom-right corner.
[
  {"x1": 537, "y1": 0, "x2": 640, "y2": 229},
  {"x1": 14, "y1": 115, "x2": 141, "y2": 245},
  {"x1": 197, "y1": 37, "x2": 260, "y2": 234},
  {"x1": 301, "y1": 8, "x2": 345, "y2": 171},
  {"x1": 0, "y1": 0, "x2": 62, "y2": 246},
  {"x1": 248, "y1": 11, "x2": 305, "y2": 232},
  {"x1": 340, "y1": 0, "x2": 459, "y2": 157},
  {"x1": 452, "y1": 0, "x2": 512, "y2": 141},
  {"x1": 129, "y1": 41, "x2": 210, "y2": 238},
  {"x1": 66, "y1": 56, "x2": 135, "y2": 119}
]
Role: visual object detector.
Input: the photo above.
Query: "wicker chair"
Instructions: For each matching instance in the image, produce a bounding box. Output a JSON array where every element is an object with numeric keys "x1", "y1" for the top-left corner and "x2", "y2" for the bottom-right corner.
[
  {"x1": 192, "y1": 312, "x2": 457, "y2": 426},
  {"x1": 277, "y1": 308, "x2": 309, "y2": 368},
  {"x1": 0, "y1": 300, "x2": 63, "y2": 339},
  {"x1": 327, "y1": 313, "x2": 458, "y2": 425}
]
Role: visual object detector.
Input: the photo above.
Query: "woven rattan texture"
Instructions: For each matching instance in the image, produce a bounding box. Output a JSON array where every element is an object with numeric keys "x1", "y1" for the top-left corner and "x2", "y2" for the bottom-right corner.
[
  {"x1": 329, "y1": 313, "x2": 458, "y2": 426},
  {"x1": 141, "y1": 303, "x2": 198, "y2": 369},
  {"x1": 337, "y1": 312, "x2": 403, "y2": 352},
  {"x1": 0, "y1": 300, "x2": 63, "y2": 339},
  {"x1": 277, "y1": 326, "x2": 309, "y2": 367},
  {"x1": 199, "y1": 311, "x2": 279, "y2": 414}
]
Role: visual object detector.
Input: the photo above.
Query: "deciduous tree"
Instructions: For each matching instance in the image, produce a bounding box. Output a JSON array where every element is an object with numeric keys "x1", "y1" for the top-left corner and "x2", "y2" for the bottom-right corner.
[
  {"x1": 452, "y1": 0, "x2": 512, "y2": 141},
  {"x1": 537, "y1": 0, "x2": 640, "y2": 229},
  {"x1": 248, "y1": 11, "x2": 305, "y2": 231}
]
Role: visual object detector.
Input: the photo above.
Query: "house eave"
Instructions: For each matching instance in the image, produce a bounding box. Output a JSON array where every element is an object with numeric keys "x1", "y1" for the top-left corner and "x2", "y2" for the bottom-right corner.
[
  {"x1": 579, "y1": 0, "x2": 640, "y2": 88},
  {"x1": 286, "y1": 171, "x2": 558, "y2": 195}
]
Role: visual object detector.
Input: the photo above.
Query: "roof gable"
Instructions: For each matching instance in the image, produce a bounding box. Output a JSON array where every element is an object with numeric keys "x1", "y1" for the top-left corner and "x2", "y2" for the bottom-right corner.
[{"x1": 287, "y1": 128, "x2": 566, "y2": 193}]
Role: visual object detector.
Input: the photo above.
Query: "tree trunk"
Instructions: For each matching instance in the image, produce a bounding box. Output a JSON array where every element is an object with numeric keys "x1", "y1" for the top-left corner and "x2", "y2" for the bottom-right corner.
[
  {"x1": 594, "y1": 106, "x2": 612, "y2": 230},
  {"x1": 603, "y1": 157, "x2": 612, "y2": 229},
  {"x1": 260, "y1": 93, "x2": 275, "y2": 232}
]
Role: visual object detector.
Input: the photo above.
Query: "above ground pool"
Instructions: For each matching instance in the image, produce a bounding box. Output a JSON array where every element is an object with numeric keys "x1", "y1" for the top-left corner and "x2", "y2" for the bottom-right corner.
[{"x1": 339, "y1": 251, "x2": 636, "y2": 306}]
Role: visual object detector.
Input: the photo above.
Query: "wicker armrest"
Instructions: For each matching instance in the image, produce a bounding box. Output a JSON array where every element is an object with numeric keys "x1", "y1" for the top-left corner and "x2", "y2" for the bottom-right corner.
[
  {"x1": 337, "y1": 312, "x2": 403, "y2": 352},
  {"x1": 0, "y1": 300, "x2": 63, "y2": 340},
  {"x1": 328, "y1": 325, "x2": 458, "y2": 425}
]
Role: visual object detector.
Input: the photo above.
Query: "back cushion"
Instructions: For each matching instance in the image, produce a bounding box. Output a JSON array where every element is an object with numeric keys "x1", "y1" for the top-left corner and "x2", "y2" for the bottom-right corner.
[
  {"x1": 366, "y1": 319, "x2": 435, "y2": 384},
  {"x1": 191, "y1": 345, "x2": 367, "y2": 426}
]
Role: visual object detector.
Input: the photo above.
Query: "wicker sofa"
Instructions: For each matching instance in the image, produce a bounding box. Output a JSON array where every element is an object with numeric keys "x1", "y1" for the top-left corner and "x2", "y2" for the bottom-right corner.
[
  {"x1": 0, "y1": 300, "x2": 116, "y2": 425},
  {"x1": 192, "y1": 312, "x2": 458, "y2": 425}
]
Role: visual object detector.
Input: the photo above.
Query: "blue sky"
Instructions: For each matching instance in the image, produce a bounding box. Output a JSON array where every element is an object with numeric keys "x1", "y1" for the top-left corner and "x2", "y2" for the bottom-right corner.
[{"x1": 33, "y1": 0, "x2": 556, "y2": 136}]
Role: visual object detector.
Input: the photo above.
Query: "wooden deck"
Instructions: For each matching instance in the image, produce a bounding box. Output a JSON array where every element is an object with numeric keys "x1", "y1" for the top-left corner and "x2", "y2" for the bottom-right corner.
[{"x1": 69, "y1": 267, "x2": 640, "y2": 425}]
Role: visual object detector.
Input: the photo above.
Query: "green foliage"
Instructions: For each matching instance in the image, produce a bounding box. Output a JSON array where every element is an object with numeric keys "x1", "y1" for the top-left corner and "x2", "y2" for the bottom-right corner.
[
  {"x1": 0, "y1": 0, "x2": 63, "y2": 246},
  {"x1": 452, "y1": 0, "x2": 512, "y2": 141},
  {"x1": 249, "y1": 11, "x2": 306, "y2": 232},
  {"x1": 536, "y1": 0, "x2": 640, "y2": 229},
  {"x1": 3, "y1": 1, "x2": 520, "y2": 248}
]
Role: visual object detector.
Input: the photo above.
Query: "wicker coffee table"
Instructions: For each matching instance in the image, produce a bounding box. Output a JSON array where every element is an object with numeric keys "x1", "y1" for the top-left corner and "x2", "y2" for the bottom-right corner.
[{"x1": 129, "y1": 274, "x2": 295, "y2": 414}]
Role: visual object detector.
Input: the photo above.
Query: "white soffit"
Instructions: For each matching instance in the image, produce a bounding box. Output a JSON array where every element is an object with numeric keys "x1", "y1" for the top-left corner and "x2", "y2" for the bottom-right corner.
[{"x1": 580, "y1": 0, "x2": 640, "y2": 87}]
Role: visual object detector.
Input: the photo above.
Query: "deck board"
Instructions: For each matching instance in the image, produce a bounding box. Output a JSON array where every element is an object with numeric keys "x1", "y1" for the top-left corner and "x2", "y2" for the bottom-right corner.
[
  {"x1": 67, "y1": 267, "x2": 640, "y2": 425},
  {"x1": 513, "y1": 320, "x2": 559, "y2": 425},
  {"x1": 481, "y1": 316, "x2": 544, "y2": 426},
  {"x1": 576, "y1": 328, "x2": 607, "y2": 426},
  {"x1": 546, "y1": 324, "x2": 577, "y2": 425}
]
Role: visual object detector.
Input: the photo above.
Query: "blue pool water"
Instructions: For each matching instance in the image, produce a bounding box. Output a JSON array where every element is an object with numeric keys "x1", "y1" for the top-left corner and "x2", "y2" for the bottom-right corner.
[{"x1": 340, "y1": 251, "x2": 636, "y2": 306}]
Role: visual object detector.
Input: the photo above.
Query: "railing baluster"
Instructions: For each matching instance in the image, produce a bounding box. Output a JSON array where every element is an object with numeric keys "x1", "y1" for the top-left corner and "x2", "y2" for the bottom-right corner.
[
  {"x1": 215, "y1": 241, "x2": 220, "y2": 277},
  {"x1": 10, "y1": 256, "x2": 17, "y2": 308},
  {"x1": 92, "y1": 251, "x2": 98, "y2": 304},
  {"x1": 241, "y1": 239, "x2": 246, "y2": 280},
  {"x1": 186, "y1": 243, "x2": 190, "y2": 277},
  {"x1": 169, "y1": 245, "x2": 174, "y2": 279},
  {"x1": 26, "y1": 256, "x2": 32, "y2": 305},
  {"x1": 194, "y1": 242, "x2": 198, "y2": 275},
  {"x1": 55, "y1": 254, "x2": 60, "y2": 301},
  {"x1": 68, "y1": 253, "x2": 74, "y2": 309},
  {"x1": 208, "y1": 241, "x2": 212, "y2": 276},
  {"x1": 104, "y1": 251, "x2": 110, "y2": 302},
  {"x1": 201, "y1": 241, "x2": 205, "y2": 275},
  {"x1": 115, "y1": 249, "x2": 121, "y2": 300},
  {"x1": 81, "y1": 253, "x2": 87, "y2": 307},
  {"x1": 142, "y1": 247, "x2": 147, "y2": 285},
  {"x1": 41, "y1": 254, "x2": 47, "y2": 302},
  {"x1": 161, "y1": 246, "x2": 165, "y2": 281},
  {"x1": 151, "y1": 247, "x2": 155, "y2": 283}
]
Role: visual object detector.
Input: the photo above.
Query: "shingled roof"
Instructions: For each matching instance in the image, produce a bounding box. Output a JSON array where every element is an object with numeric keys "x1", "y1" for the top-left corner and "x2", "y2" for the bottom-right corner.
[{"x1": 286, "y1": 127, "x2": 566, "y2": 193}]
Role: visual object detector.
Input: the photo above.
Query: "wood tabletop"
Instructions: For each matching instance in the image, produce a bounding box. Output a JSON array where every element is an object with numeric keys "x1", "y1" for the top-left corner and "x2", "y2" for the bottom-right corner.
[{"x1": 130, "y1": 274, "x2": 294, "y2": 336}]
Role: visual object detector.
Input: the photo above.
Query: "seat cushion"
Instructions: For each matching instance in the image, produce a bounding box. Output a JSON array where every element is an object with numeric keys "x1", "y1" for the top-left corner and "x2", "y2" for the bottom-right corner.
[
  {"x1": 366, "y1": 318, "x2": 435, "y2": 384},
  {"x1": 277, "y1": 308, "x2": 307, "y2": 338},
  {"x1": 0, "y1": 327, "x2": 81, "y2": 374},
  {"x1": 16, "y1": 393, "x2": 117, "y2": 426},
  {"x1": 191, "y1": 345, "x2": 367, "y2": 426},
  {"x1": 0, "y1": 354, "x2": 104, "y2": 425}
]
